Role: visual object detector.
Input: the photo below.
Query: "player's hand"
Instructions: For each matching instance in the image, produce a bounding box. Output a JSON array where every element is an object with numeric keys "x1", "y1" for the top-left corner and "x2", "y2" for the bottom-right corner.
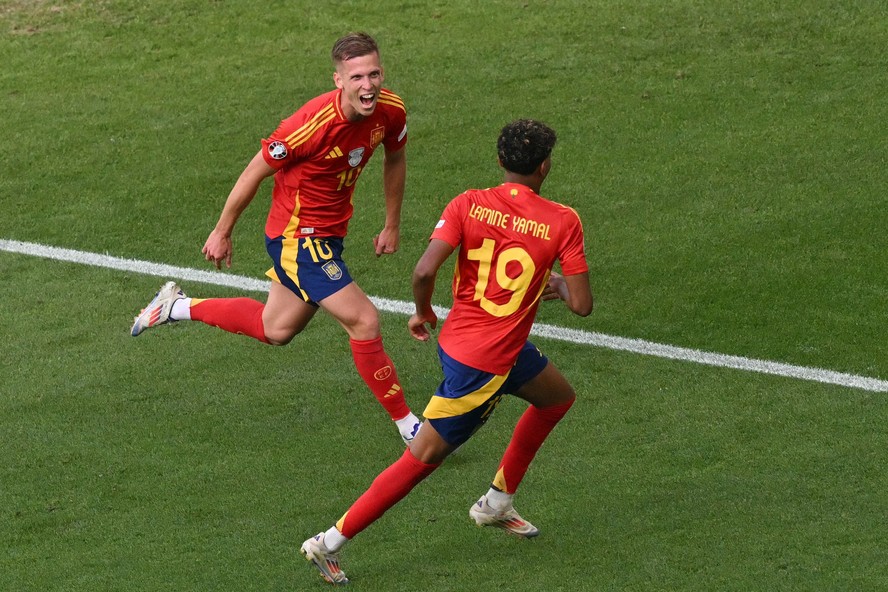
[
  {"x1": 408, "y1": 312, "x2": 437, "y2": 342},
  {"x1": 542, "y1": 272, "x2": 569, "y2": 302},
  {"x1": 374, "y1": 226, "x2": 400, "y2": 257},
  {"x1": 202, "y1": 230, "x2": 233, "y2": 269}
]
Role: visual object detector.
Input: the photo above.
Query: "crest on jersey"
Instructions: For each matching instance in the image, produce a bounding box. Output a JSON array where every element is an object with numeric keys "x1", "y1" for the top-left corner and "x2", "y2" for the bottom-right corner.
[
  {"x1": 268, "y1": 141, "x2": 288, "y2": 160},
  {"x1": 322, "y1": 260, "x2": 343, "y2": 280},
  {"x1": 370, "y1": 127, "x2": 385, "y2": 149},
  {"x1": 348, "y1": 147, "x2": 365, "y2": 168}
]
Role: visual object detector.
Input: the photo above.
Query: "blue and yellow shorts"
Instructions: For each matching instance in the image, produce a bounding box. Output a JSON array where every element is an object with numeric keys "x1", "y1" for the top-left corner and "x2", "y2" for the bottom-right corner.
[
  {"x1": 424, "y1": 341, "x2": 549, "y2": 447},
  {"x1": 265, "y1": 235, "x2": 354, "y2": 306}
]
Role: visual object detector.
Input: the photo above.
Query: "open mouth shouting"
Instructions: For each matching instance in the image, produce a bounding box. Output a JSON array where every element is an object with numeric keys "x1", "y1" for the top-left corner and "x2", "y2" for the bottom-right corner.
[{"x1": 359, "y1": 92, "x2": 377, "y2": 110}]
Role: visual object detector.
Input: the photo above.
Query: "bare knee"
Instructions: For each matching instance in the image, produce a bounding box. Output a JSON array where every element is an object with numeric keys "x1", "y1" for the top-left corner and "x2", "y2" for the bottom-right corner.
[
  {"x1": 263, "y1": 325, "x2": 303, "y2": 346},
  {"x1": 550, "y1": 384, "x2": 577, "y2": 407},
  {"x1": 342, "y1": 308, "x2": 381, "y2": 341},
  {"x1": 264, "y1": 333, "x2": 291, "y2": 346},
  {"x1": 517, "y1": 362, "x2": 577, "y2": 408},
  {"x1": 261, "y1": 298, "x2": 315, "y2": 345}
]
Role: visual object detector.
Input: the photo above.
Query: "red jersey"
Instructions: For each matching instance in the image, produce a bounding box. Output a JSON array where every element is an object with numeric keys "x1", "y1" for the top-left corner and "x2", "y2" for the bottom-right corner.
[
  {"x1": 430, "y1": 183, "x2": 588, "y2": 374},
  {"x1": 260, "y1": 88, "x2": 407, "y2": 239}
]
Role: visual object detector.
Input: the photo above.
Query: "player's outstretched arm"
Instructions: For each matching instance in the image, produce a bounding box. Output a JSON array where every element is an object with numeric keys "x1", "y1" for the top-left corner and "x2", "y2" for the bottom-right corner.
[
  {"x1": 203, "y1": 150, "x2": 276, "y2": 269},
  {"x1": 408, "y1": 239, "x2": 454, "y2": 341},
  {"x1": 545, "y1": 271, "x2": 593, "y2": 317},
  {"x1": 375, "y1": 146, "x2": 406, "y2": 256}
]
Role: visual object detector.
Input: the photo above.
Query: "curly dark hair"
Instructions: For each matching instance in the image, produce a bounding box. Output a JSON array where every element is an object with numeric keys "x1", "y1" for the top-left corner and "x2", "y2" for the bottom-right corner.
[
  {"x1": 331, "y1": 32, "x2": 379, "y2": 64},
  {"x1": 497, "y1": 119, "x2": 557, "y2": 175}
]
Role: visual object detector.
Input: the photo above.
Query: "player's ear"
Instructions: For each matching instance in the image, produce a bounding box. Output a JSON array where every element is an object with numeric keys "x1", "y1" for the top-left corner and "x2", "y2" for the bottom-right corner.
[
  {"x1": 539, "y1": 157, "x2": 551, "y2": 179},
  {"x1": 333, "y1": 70, "x2": 343, "y2": 89},
  {"x1": 497, "y1": 157, "x2": 505, "y2": 170}
]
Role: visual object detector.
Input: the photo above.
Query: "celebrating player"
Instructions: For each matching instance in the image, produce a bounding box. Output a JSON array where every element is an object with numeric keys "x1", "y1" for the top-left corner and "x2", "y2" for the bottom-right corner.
[
  {"x1": 130, "y1": 32, "x2": 420, "y2": 444},
  {"x1": 300, "y1": 119, "x2": 593, "y2": 584}
]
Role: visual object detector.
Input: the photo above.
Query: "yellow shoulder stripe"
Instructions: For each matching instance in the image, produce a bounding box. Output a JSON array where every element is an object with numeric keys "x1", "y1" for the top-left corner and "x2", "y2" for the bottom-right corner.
[
  {"x1": 284, "y1": 104, "x2": 336, "y2": 148},
  {"x1": 379, "y1": 90, "x2": 405, "y2": 109},
  {"x1": 378, "y1": 97, "x2": 406, "y2": 112}
]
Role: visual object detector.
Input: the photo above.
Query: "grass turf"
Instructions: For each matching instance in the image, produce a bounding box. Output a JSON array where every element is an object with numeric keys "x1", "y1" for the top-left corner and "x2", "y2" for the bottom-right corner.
[{"x1": 2, "y1": 1, "x2": 887, "y2": 590}]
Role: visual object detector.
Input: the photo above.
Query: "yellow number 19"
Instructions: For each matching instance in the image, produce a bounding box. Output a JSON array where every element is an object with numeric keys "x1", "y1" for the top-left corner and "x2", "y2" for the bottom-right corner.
[{"x1": 466, "y1": 238, "x2": 536, "y2": 317}]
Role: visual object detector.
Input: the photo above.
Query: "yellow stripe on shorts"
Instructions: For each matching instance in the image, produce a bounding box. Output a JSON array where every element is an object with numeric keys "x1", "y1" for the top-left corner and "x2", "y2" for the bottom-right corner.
[
  {"x1": 423, "y1": 373, "x2": 508, "y2": 419},
  {"x1": 265, "y1": 234, "x2": 310, "y2": 302}
]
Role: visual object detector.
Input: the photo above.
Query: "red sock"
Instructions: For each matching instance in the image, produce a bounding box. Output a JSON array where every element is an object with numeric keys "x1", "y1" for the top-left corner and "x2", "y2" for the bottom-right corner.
[
  {"x1": 349, "y1": 337, "x2": 410, "y2": 420},
  {"x1": 492, "y1": 398, "x2": 575, "y2": 494},
  {"x1": 190, "y1": 298, "x2": 270, "y2": 344},
  {"x1": 337, "y1": 448, "x2": 439, "y2": 539}
]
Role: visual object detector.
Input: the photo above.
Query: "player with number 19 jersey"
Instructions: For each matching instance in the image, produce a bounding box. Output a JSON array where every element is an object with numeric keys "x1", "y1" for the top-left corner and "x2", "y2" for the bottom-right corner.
[
  {"x1": 430, "y1": 182, "x2": 588, "y2": 375},
  {"x1": 260, "y1": 87, "x2": 407, "y2": 239}
]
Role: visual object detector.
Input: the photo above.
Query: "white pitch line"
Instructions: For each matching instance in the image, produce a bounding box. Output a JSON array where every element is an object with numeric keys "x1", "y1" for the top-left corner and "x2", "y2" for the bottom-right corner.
[{"x1": 3, "y1": 238, "x2": 886, "y2": 393}]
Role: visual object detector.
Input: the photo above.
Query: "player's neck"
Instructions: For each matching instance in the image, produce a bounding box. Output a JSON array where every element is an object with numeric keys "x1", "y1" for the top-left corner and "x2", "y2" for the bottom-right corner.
[
  {"x1": 502, "y1": 173, "x2": 543, "y2": 194},
  {"x1": 340, "y1": 104, "x2": 368, "y2": 123}
]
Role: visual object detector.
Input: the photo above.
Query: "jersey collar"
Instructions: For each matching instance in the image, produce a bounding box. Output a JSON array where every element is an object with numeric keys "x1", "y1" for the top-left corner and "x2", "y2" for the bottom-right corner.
[
  {"x1": 500, "y1": 182, "x2": 538, "y2": 197},
  {"x1": 332, "y1": 89, "x2": 347, "y2": 121}
]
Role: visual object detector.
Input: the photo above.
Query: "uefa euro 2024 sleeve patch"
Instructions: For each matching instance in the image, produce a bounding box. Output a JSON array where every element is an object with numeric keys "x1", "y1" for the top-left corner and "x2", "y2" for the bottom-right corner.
[{"x1": 268, "y1": 141, "x2": 288, "y2": 160}]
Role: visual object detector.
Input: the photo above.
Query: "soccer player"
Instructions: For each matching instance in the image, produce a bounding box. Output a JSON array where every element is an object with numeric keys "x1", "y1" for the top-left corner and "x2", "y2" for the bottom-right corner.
[
  {"x1": 129, "y1": 32, "x2": 420, "y2": 444},
  {"x1": 300, "y1": 119, "x2": 593, "y2": 584}
]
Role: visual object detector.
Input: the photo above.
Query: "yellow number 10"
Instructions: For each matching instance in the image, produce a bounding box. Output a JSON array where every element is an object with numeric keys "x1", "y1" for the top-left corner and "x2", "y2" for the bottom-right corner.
[{"x1": 466, "y1": 238, "x2": 536, "y2": 317}]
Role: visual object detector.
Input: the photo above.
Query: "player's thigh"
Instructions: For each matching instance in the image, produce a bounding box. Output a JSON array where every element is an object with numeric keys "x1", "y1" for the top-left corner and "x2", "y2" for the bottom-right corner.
[
  {"x1": 263, "y1": 281, "x2": 318, "y2": 340},
  {"x1": 318, "y1": 282, "x2": 380, "y2": 340},
  {"x1": 514, "y1": 361, "x2": 576, "y2": 408},
  {"x1": 424, "y1": 347, "x2": 510, "y2": 448}
]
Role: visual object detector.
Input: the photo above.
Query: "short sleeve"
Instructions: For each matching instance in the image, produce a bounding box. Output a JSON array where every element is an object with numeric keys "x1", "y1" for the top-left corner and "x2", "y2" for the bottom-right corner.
[
  {"x1": 262, "y1": 112, "x2": 304, "y2": 169},
  {"x1": 429, "y1": 194, "x2": 467, "y2": 247},
  {"x1": 382, "y1": 112, "x2": 407, "y2": 152},
  {"x1": 558, "y1": 208, "x2": 589, "y2": 276}
]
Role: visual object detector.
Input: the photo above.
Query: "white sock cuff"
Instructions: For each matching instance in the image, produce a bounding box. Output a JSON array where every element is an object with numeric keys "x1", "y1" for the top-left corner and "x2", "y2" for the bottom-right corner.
[
  {"x1": 324, "y1": 526, "x2": 348, "y2": 552},
  {"x1": 485, "y1": 487, "x2": 513, "y2": 511},
  {"x1": 170, "y1": 298, "x2": 192, "y2": 321}
]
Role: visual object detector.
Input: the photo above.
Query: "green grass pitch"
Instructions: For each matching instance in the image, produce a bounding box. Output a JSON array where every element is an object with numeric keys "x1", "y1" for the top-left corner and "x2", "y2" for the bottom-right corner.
[{"x1": 2, "y1": 1, "x2": 887, "y2": 590}]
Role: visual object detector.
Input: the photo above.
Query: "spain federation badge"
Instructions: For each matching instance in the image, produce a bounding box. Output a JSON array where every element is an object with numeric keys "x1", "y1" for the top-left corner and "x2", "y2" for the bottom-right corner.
[
  {"x1": 370, "y1": 126, "x2": 385, "y2": 149},
  {"x1": 322, "y1": 260, "x2": 343, "y2": 280}
]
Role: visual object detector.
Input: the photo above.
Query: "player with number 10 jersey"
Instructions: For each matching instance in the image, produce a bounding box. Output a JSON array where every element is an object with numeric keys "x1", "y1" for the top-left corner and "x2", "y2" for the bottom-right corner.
[
  {"x1": 261, "y1": 86, "x2": 407, "y2": 240},
  {"x1": 129, "y1": 33, "x2": 421, "y2": 450}
]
